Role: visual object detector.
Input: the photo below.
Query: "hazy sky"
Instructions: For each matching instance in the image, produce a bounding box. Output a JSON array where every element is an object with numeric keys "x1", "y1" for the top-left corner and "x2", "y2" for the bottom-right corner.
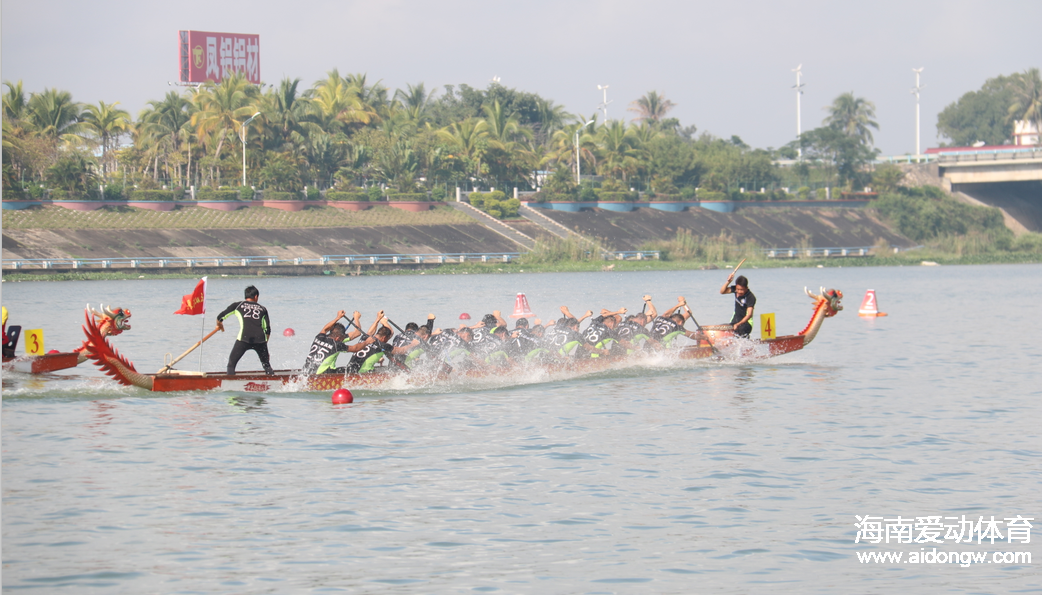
[{"x1": 3, "y1": 0, "x2": 1039, "y2": 155}]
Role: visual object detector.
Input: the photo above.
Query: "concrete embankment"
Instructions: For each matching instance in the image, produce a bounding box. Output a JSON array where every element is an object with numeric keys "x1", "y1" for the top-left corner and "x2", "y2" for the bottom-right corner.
[{"x1": 2, "y1": 202, "x2": 915, "y2": 275}]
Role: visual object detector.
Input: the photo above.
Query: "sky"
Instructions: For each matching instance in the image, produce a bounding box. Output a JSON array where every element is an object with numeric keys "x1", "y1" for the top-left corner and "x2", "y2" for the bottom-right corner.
[{"x1": 2, "y1": 0, "x2": 1039, "y2": 156}]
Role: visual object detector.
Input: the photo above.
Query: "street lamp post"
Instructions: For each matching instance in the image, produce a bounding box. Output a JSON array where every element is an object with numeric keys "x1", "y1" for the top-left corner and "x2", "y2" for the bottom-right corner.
[
  {"x1": 792, "y1": 65, "x2": 804, "y2": 159},
  {"x1": 912, "y1": 68, "x2": 924, "y2": 158},
  {"x1": 575, "y1": 119, "x2": 595, "y2": 185},
  {"x1": 240, "y1": 112, "x2": 261, "y2": 187}
]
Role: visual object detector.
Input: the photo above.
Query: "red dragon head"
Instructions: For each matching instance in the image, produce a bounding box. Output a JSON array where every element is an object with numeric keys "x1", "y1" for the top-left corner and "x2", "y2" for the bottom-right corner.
[
  {"x1": 804, "y1": 287, "x2": 844, "y2": 318},
  {"x1": 89, "y1": 305, "x2": 132, "y2": 336}
]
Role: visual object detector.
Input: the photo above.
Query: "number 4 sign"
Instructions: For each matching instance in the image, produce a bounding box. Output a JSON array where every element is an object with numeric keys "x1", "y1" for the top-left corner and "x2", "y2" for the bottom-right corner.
[
  {"x1": 760, "y1": 313, "x2": 776, "y2": 340},
  {"x1": 24, "y1": 329, "x2": 44, "y2": 355}
]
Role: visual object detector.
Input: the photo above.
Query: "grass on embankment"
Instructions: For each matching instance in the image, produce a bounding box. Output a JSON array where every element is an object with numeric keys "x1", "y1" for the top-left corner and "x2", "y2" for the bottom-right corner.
[{"x1": 0, "y1": 204, "x2": 473, "y2": 230}]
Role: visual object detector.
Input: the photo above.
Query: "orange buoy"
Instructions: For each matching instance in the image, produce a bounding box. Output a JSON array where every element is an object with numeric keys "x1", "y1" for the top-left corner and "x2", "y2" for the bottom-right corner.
[
  {"x1": 510, "y1": 293, "x2": 534, "y2": 318},
  {"x1": 858, "y1": 289, "x2": 888, "y2": 317},
  {"x1": 331, "y1": 389, "x2": 353, "y2": 404}
]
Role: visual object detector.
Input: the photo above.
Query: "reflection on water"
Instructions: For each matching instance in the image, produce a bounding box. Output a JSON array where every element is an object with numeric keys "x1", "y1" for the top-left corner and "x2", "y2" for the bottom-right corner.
[{"x1": 2, "y1": 265, "x2": 1041, "y2": 594}]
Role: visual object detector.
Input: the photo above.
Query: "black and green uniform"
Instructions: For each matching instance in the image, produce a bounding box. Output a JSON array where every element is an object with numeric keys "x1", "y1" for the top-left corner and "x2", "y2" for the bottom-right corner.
[
  {"x1": 346, "y1": 339, "x2": 394, "y2": 374},
  {"x1": 614, "y1": 320, "x2": 651, "y2": 353},
  {"x1": 545, "y1": 326, "x2": 584, "y2": 358},
  {"x1": 582, "y1": 318, "x2": 616, "y2": 358},
  {"x1": 302, "y1": 332, "x2": 350, "y2": 375},
  {"x1": 509, "y1": 328, "x2": 550, "y2": 362},
  {"x1": 650, "y1": 315, "x2": 685, "y2": 348},
  {"x1": 218, "y1": 300, "x2": 272, "y2": 374}
]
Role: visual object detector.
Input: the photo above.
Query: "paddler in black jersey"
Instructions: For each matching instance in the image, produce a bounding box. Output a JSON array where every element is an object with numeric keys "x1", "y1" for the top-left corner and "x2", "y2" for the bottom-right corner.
[
  {"x1": 301, "y1": 310, "x2": 377, "y2": 375},
  {"x1": 507, "y1": 318, "x2": 552, "y2": 363},
  {"x1": 390, "y1": 314, "x2": 436, "y2": 368},
  {"x1": 468, "y1": 312, "x2": 507, "y2": 349},
  {"x1": 646, "y1": 296, "x2": 707, "y2": 348},
  {"x1": 216, "y1": 285, "x2": 273, "y2": 375},
  {"x1": 543, "y1": 306, "x2": 590, "y2": 359},
  {"x1": 614, "y1": 298, "x2": 653, "y2": 354},
  {"x1": 344, "y1": 317, "x2": 413, "y2": 374},
  {"x1": 581, "y1": 308, "x2": 627, "y2": 358}
]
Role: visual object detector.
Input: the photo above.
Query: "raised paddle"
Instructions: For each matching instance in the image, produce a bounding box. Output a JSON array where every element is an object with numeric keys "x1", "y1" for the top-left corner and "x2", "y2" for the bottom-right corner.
[
  {"x1": 159, "y1": 327, "x2": 221, "y2": 374},
  {"x1": 730, "y1": 258, "x2": 747, "y2": 277}
]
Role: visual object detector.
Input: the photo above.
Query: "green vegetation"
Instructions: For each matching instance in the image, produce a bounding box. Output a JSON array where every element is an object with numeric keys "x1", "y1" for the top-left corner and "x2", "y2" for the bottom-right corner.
[
  {"x1": 2, "y1": 71, "x2": 889, "y2": 204},
  {"x1": 936, "y1": 68, "x2": 1042, "y2": 146},
  {"x1": 468, "y1": 190, "x2": 520, "y2": 219}
]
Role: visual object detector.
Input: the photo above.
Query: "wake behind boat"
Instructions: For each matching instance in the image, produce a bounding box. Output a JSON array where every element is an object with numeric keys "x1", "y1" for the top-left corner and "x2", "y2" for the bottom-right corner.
[{"x1": 80, "y1": 288, "x2": 843, "y2": 393}]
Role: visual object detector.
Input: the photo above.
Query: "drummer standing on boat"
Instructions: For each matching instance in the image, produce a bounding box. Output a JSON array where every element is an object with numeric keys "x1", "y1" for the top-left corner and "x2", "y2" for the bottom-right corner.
[
  {"x1": 216, "y1": 285, "x2": 274, "y2": 375},
  {"x1": 720, "y1": 274, "x2": 756, "y2": 338}
]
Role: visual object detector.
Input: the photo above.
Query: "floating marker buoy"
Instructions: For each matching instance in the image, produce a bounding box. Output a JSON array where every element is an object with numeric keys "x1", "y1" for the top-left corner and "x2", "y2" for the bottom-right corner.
[
  {"x1": 331, "y1": 388, "x2": 353, "y2": 404},
  {"x1": 459, "y1": 313, "x2": 471, "y2": 320},
  {"x1": 858, "y1": 289, "x2": 888, "y2": 317},
  {"x1": 283, "y1": 328, "x2": 295, "y2": 337},
  {"x1": 510, "y1": 293, "x2": 534, "y2": 318}
]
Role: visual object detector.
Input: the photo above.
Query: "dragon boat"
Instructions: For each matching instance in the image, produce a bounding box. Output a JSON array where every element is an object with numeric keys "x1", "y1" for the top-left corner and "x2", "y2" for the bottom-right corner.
[
  {"x1": 2, "y1": 305, "x2": 131, "y2": 374},
  {"x1": 80, "y1": 288, "x2": 842, "y2": 393}
]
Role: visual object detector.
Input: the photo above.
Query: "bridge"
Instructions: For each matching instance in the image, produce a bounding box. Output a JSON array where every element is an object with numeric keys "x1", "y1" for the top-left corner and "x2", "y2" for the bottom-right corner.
[
  {"x1": 929, "y1": 146, "x2": 1042, "y2": 186},
  {"x1": 880, "y1": 147, "x2": 1042, "y2": 233}
]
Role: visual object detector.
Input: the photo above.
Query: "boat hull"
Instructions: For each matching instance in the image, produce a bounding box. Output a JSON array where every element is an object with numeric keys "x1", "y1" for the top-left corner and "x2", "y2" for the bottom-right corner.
[
  {"x1": 130, "y1": 338, "x2": 801, "y2": 393},
  {"x1": 2, "y1": 352, "x2": 82, "y2": 374}
]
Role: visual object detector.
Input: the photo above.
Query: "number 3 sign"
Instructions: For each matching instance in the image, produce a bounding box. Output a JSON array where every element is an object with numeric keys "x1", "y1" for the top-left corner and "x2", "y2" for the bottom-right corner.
[{"x1": 24, "y1": 329, "x2": 44, "y2": 355}]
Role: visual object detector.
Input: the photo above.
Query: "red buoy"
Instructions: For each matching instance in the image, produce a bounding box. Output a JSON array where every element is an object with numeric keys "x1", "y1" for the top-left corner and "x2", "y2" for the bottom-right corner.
[
  {"x1": 283, "y1": 328, "x2": 295, "y2": 337},
  {"x1": 459, "y1": 313, "x2": 471, "y2": 320},
  {"x1": 331, "y1": 388, "x2": 353, "y2": 404}
]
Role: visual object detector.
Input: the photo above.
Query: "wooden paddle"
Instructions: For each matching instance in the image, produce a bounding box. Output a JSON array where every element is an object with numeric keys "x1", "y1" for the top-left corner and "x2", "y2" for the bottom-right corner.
[
  {"x1": 159, "y1": 327, "x2": 221, "y2": 374},
  {"x1": 730, "y1": 258, "x2": 747, "y2": 277}
]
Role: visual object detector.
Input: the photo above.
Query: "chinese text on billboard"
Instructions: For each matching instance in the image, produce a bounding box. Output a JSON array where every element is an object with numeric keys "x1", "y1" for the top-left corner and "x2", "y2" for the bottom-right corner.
[{"x1": 179, "y1": 31, "x2": 260, "y2": 84}]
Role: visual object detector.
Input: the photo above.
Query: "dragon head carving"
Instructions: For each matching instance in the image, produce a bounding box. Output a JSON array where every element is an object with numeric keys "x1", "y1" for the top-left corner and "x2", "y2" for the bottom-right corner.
[
  {"x1": 89, "y1": 305, "x2": 132, "y2": 336},
  {"x1": 805, "y1": 287, "x2": 844, "y2": 317}
]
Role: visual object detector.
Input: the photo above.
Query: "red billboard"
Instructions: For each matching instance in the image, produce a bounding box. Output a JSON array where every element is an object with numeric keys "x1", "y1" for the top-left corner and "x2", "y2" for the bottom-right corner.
[{"x1": 179, "y1": 30, "x2": 260, "y2": 84}]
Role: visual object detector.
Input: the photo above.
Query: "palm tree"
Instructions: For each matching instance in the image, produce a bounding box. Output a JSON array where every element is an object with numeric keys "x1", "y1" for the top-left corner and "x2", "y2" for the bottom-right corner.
[
  {"x1": 25, "y1": 88, "x2": 86, "y2": 140},
  {"x1": 345, "y1": 72, "x2": 389, "y2": 119},
  {"x1": 628, "y1": 91, "x2": 675, "y2": 124},
  {"x1": 190, "y1": 72, "x2": 261, "y2": 185},
  {"x1": 824, "y1": 92, "x2": 879, "y2": 145},
  {"x1": 394, "y1": 83, "x2": 435, "y2": 123},
  {"x1": 3, "y1": 80, "x2": 28, "y2": 121},
  {"x1": 596, "y1": 120, "x2": 641, "y2": 182},
  {"x1": 531, "y1": 98, "x2": 570, "y2": 146},
  {"x1": 81, "y1": 101, "x2": 131, "y2": 178},
  {"x1": 312, "y1": 70, "x2": 378, "y2": 133},
  {"x1": 264, "y1": 77, "x2": 317, "y2": 151},
  {"x1": 482, "y1": 100, "x2": 531, "y2": 148},
  {"x1": 437, "y1": 118, "x2": 489, "y2": 179},
  {"x1": 1008, "y1": 68, "x2": 1042, "y2": 141},
  {"x1": 139, "y1": 91, "x2": 194, "y2": 185}
]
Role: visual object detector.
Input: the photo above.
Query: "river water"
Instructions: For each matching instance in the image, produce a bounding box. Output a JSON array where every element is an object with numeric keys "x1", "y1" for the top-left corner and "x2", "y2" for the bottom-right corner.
[{"x1": 2, "y1": 265, "x2": 1040, "y2": 594}]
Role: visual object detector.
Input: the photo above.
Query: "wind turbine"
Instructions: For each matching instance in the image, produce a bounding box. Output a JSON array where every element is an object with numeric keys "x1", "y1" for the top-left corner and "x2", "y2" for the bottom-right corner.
[
  {"x1": 597, "y1": 85, "x2": 612, "y2": 122},
  {"x1": 792, "y1": 64, "x2": 805, "y2": 159},
  {"x1": 912, "y1": 68, "x2": 924, "y2": 157}
]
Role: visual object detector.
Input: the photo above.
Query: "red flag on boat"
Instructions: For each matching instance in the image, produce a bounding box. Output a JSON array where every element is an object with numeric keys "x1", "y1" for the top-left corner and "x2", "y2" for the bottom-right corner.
[{"x1": 174, "y1": 277, "x2": 207, "y2": 315}]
